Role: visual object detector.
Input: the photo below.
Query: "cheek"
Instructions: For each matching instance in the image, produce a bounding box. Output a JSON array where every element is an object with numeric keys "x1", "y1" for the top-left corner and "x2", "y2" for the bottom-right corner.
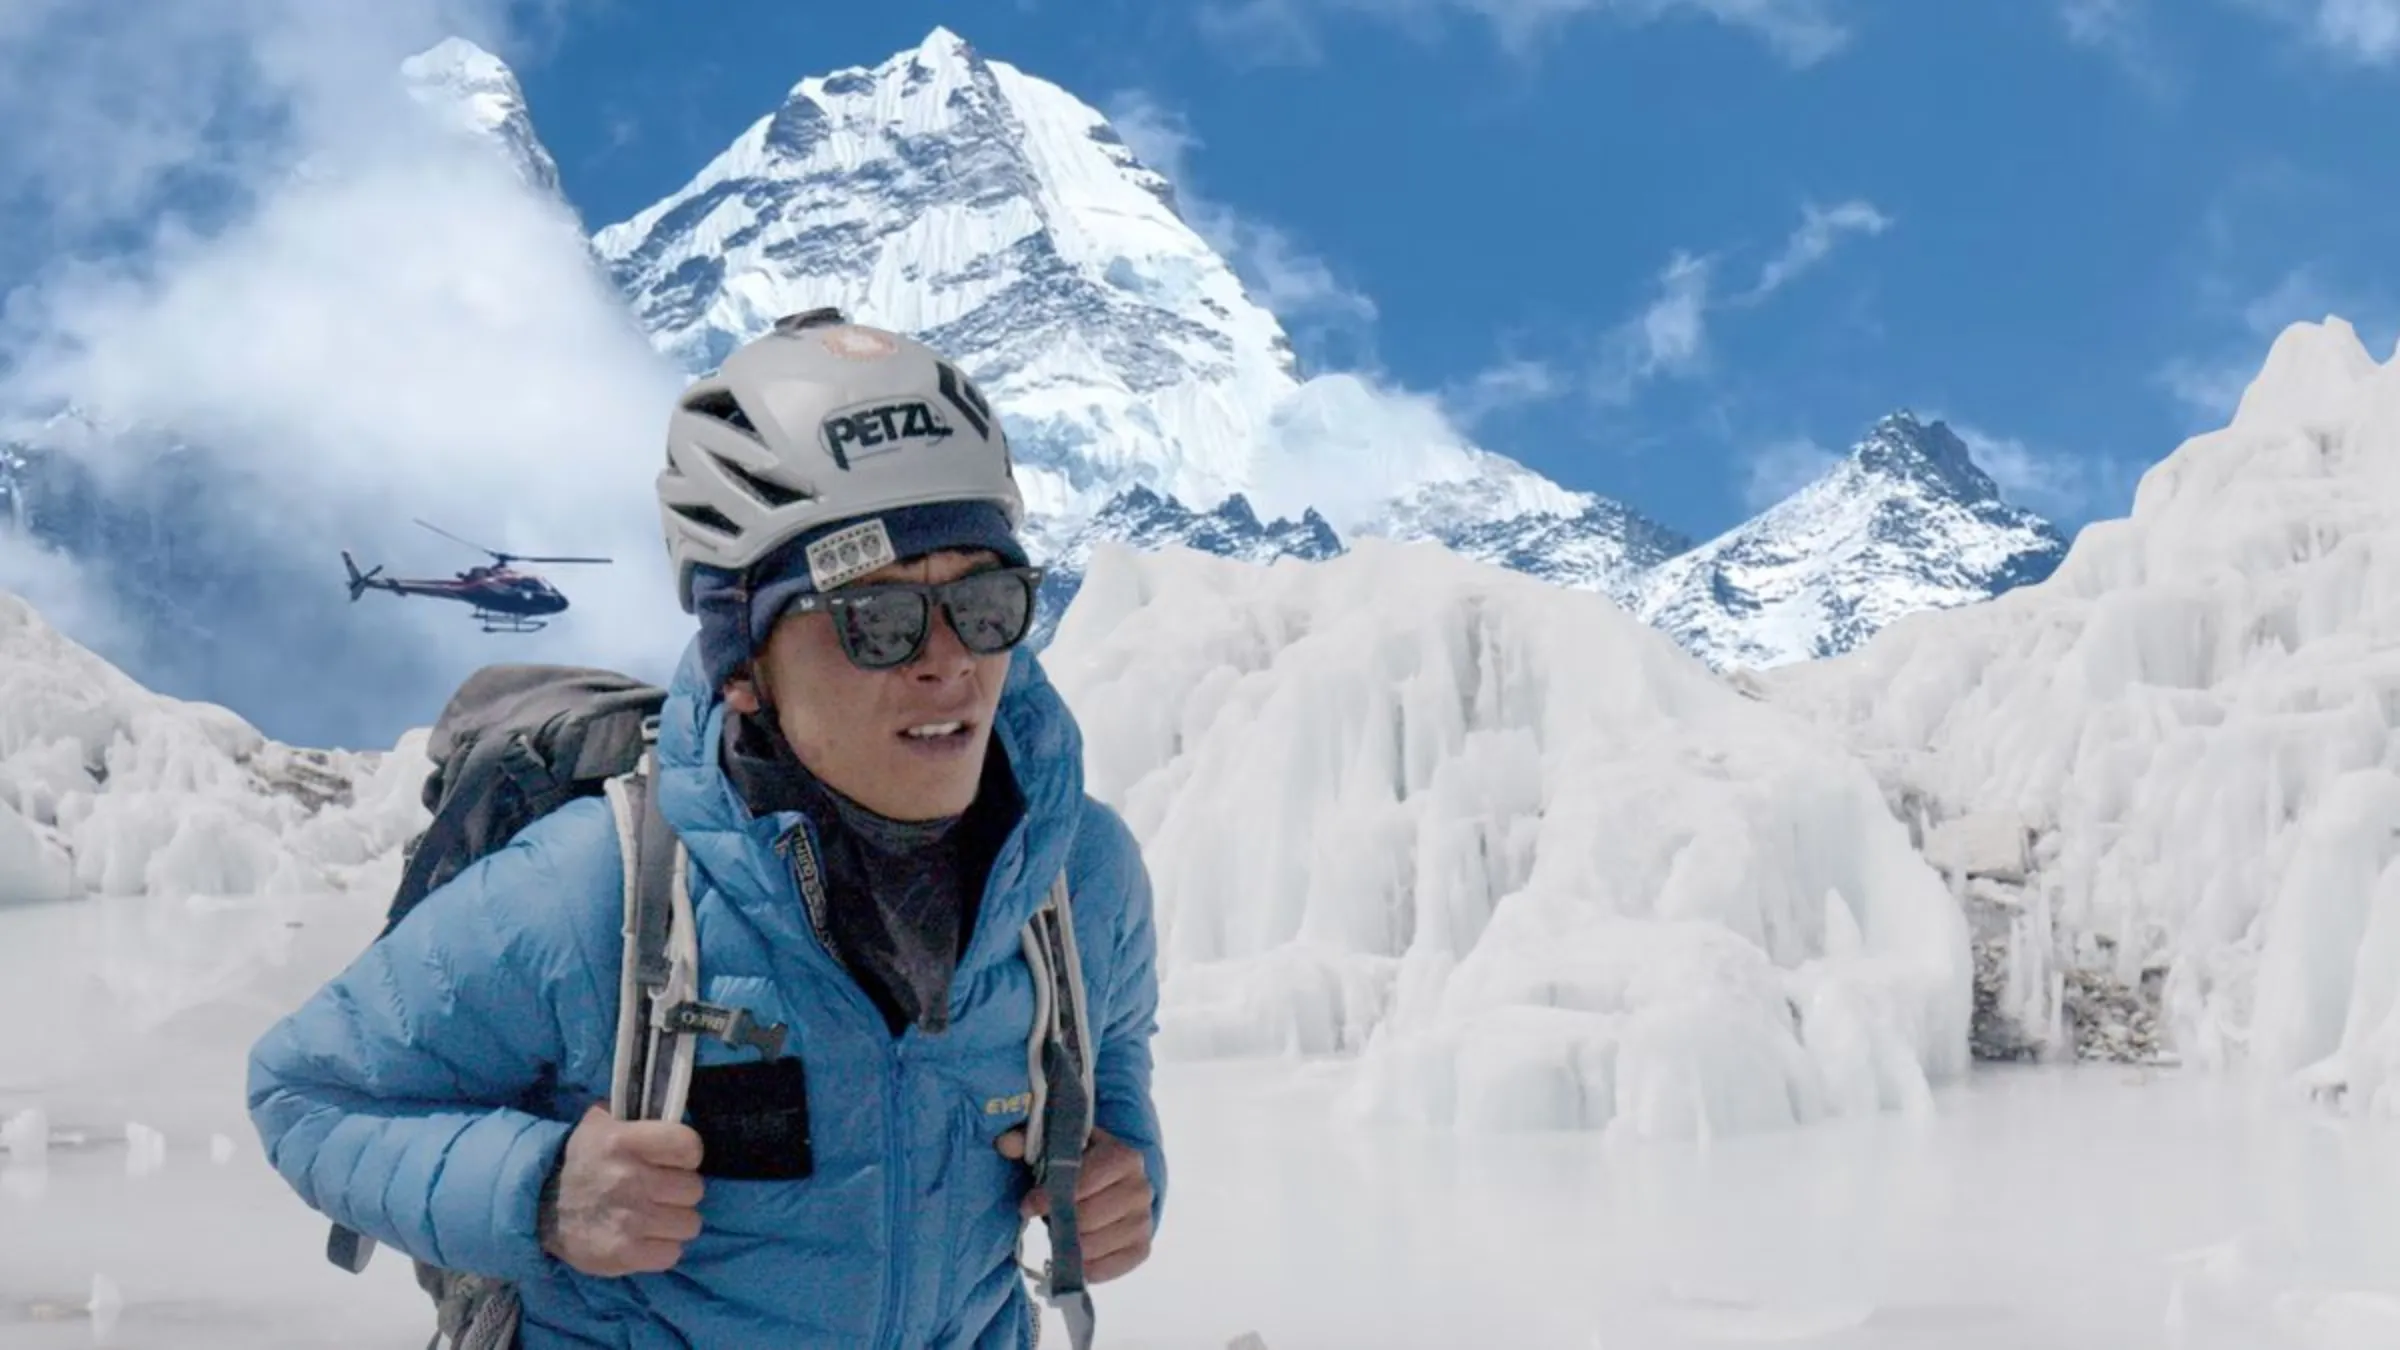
[
  {"x1": 974, "y1": 658, "x2": 1010, "y2": 711},
  {"x1": 764, "y1": 647, "x2": 877, "y2": 746}
]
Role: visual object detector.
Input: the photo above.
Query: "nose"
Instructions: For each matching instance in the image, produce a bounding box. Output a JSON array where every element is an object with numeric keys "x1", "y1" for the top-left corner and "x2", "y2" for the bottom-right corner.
[{"x1": 906, "y1": 601, "x2": 977, "y2": 680}]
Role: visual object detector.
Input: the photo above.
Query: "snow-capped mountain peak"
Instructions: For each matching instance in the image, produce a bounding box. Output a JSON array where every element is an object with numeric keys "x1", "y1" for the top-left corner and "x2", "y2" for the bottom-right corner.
[
  {"x1": 588, "y1": 27, "x2": 1550, "y2": 538},
  {"x1": 399, "y1": 36, "x2": 561, "y2": 197},
  {"x1": 1851, "y1": 409, "x2": 2001, "y2": 499},
  {"x1": 1637, "y1": 410, "x2": 2068, "y2": 671}
]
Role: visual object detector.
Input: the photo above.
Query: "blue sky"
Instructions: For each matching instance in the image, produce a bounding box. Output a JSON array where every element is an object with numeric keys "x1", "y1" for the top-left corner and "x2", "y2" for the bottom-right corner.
[{"x1": 493, "y1": 0, "x2": 2400, "y2": 543}]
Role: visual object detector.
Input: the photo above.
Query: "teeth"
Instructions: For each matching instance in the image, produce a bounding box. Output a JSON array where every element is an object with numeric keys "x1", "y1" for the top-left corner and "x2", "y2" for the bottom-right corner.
[{"x1": 903, "y1": 722, "x2": 964, "y2": 739}]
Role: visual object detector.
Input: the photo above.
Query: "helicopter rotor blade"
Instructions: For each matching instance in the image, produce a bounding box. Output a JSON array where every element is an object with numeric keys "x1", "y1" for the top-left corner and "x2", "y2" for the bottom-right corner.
[
  {"x1": 510, "y1": 555, "x2": 613, "y2": 565},
  {"x1": 412, "y1": 517, "x2": 506, "y2": 560}
]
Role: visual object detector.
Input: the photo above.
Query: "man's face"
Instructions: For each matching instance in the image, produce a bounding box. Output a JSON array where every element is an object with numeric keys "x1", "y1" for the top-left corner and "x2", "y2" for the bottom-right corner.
[{"x1": 727, "y1": 548, "x2": 1013, "y2": 821}]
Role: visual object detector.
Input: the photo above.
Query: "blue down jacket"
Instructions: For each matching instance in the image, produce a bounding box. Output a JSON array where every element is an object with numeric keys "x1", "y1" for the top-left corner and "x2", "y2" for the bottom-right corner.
[{"x1": 246, "y1": 640, "x2": 1166, "y2": 1348}]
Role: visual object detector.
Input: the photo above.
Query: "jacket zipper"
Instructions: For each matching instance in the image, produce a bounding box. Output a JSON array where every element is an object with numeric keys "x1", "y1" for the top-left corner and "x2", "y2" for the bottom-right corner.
[
  {"x1": 773, "y1": 825, "x2": 877, "y2": 1018},
  {"x1": 879, "y1": 1036, "x2": 912, "y2": 1348},
  {"x1": 777, "y1": 823, "x2": 915, "y2": 1348}
]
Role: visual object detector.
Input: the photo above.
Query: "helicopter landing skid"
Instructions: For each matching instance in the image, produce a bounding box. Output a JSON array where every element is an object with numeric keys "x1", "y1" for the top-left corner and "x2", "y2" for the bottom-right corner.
[{"x1": 473, "y1": 611, "x2": 548, "y2": 634}]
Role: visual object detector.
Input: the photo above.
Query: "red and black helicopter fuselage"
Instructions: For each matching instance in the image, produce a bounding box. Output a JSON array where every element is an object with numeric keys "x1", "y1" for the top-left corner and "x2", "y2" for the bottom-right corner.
[{"x1": 343, "y1": 520, "x2": 608, "y2": 633}]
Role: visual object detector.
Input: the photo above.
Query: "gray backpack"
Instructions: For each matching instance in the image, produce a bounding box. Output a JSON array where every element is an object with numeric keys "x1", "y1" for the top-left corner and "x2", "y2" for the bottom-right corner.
[{"x1": 326, "y1": 664, "x2": 1100, "y2": 1350}]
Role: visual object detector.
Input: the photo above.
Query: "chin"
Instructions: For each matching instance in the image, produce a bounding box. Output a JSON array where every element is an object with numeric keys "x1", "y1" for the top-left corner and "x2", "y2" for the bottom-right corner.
[{"x1": 880, "y1": 742, "x2": 991, "y2": 820}]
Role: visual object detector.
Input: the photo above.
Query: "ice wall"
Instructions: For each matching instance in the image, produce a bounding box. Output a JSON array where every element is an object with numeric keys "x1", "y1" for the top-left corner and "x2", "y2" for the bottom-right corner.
[
  {"x1": 0, "y1": 589, "x2": 428, "y2": 905},
  {"x1": 1048, "y1": 539, "x2": 1973, "y2": 1138},
  {"x1": 1766, "y1": 318, "x2": 2400, "y2": 1117}
]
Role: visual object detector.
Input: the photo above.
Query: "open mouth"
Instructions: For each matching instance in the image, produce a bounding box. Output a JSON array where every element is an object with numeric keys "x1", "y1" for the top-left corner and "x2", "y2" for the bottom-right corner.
[{"x1": 899, "y1": 720, "x2": 972, "y2": 744}]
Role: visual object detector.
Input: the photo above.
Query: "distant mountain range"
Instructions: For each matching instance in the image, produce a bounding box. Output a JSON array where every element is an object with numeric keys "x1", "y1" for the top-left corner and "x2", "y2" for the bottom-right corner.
[
  {"x1": 1638, "y1": 412, "x2": 2067, "y2": 668},
  {"x1": 0, "y1": 26, "x2": 2071, "y2": 747}
]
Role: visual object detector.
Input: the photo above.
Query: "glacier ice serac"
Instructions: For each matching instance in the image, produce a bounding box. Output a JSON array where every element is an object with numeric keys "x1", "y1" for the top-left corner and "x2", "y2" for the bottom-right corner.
[
  {"x1": 0, "y1": 589, "x2": 429, "y2": 911},
  {"x1": 1766, "y1": 317, "x2": 2400, "y2": 1117},
  {"x1": 9, "y1": 318, "x2": 2400, "y2": 1143},
  {"x1": 1036, "y1": 313, "x2": 2400, "y2": 1133},
  {"x1": 1044, "y1": 538, "x2": 1976, "y2": 1137}
]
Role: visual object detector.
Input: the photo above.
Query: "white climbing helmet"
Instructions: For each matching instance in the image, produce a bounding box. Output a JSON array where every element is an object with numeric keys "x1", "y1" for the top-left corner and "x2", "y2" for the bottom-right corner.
[{"x1": 656, "y1": 308, "x2": 1022, "y2": 612}]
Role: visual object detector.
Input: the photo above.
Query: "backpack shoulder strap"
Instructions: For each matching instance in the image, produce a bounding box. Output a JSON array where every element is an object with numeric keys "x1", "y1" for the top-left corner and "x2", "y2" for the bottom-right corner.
[
  {"x1": 606, "y1": 726, "x2": 785, "y2": 1124},
  {"x1": 1020, "y1": 872, "x2": 1098, "y2": 1350},
  {"x1": 606, "y1": 727, "x2": 694, "y2": 1122}
]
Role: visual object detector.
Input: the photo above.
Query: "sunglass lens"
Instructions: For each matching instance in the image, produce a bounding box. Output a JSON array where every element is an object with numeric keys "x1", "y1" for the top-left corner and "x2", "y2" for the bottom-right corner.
[
  {"x1": 943, "y1": 570, "x2": 1034, "y2": 654},
  {"x1": 836, "y1": 590, "x2": 930, "y2": 668}
]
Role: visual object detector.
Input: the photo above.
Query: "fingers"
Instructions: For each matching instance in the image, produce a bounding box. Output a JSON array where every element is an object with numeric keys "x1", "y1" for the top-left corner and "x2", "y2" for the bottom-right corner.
[
  {"x1": 994, "y1": 1127, "x2": 1027, "y2": 1162},
  {"x1": 1072, "y1": 1169, "x2": 1152, "y2": 1234},
  {"x1": 1082, "y1": 1224, "x2": 1155, "y2": 1285},
  {"x1": 1017, "y1": 1129, "x2": 1152, "y2": 1214},
  {"x1": 1021, "y1": 1186, "x2": 1155, "y2": 1284},
  {"x1": 621, "y1": 1121, "x2": 705, "y2": 1171},
  {"x1": 615, "y1": 1236, "x2": 691, "y2": 1276},
  {"x1": 644, "y1": 1165, "x2": 707, "y2": 1209},
  {"x1": 1075, "y1": 1136, "x2": 1144, "y2": 1200},
  {"x1": 631, "y1": 1198, "x2": 705, "y2": 1244}
]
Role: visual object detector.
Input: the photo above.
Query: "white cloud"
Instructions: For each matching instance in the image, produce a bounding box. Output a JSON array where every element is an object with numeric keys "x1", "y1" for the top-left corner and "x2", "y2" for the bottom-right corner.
[
  {"x1": 1200, "y1": 0, "x2": 1851, "y2": 67},
  {"x1": 0, "y1": 528, "x2": 135, "y2": 659},
  {"x1": 1106, "y1": 89, "x2": 1202, "y2": 185},
  {"x1": 2057, "y1": 0, "x2": 2178, "y2": 92},
  {"x1": 2076, "y1": 0, "x2": 2400, "y2": 77},
  {"x1": 1593, "y1": 250, "x2": 1715, "y2": 404},
  {"x1": 1945, "y1": 421, "x2": 2137, "y2": 523},
  {"x1": 1741, "y1": 436, "x2": 1839, "y2": 510},
  {"x1": 1742, "y1": 199, "x2": 1893, "y2": 301},
  {"x1": 0, "y1": 0, "x2": 693, "y2": 715},
  {"x1": 1444, "y1": 357, "x2": 1566, "y2": 425},
  {"x1": 1104, "y1": 90, "x2": 1377, "y2": 344},
  {"x1": 1586, "y1": 199, "x2": 1888, "y2": 404},
  {"x1": 2238, "y1": 0, "x2": 2400, "y2": 62}
]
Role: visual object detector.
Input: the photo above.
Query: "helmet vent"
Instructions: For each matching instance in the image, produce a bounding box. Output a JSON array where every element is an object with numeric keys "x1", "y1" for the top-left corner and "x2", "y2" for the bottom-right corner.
[
  {"x1": 669, "y1": 501, "x2": 741, "y2": 536},
  {"x1": 772, "y1": 307, "x2": 848, "y2": 335},
  {"x1": 714, "y1": 453, "x2": 811, "y2": 508},
  {"x1": 683, "y1": 388, "x2": 761, "y2": 437}
]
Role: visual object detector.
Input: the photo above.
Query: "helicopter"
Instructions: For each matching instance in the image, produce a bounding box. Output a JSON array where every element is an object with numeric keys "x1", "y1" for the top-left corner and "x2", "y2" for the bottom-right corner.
[{"x1": 342, "y1": 518, "x2": 612, "y2": 633}]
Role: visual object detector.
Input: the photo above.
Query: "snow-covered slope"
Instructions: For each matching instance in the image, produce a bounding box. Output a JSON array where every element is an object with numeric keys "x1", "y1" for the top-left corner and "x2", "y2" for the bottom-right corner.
[
  {"x1": 1388, "y1": 484, "x2": 1697, "y2": 610},
  {"x1": 399, "y1": 36, "x2": 562, "y2": 198},
  {"x1": 1044, "y1": 538, "x2": 1973, "y2": 1138},
  {"x1": 0, "y1": 589, "x2": 428, "y2": 906},
  {"x1": 593, "y1": 26, "x2": 1301, "y2": 523},
  {"x1": 1027, "y1": 485, "x2": 1340, "y2": 645},
  {"x1": 1640, "y1": 413, "x2": 2069, "y2": 671},
  {"x1": 1762, "y1": 318, "x2": 2400, "y2": 1114}
]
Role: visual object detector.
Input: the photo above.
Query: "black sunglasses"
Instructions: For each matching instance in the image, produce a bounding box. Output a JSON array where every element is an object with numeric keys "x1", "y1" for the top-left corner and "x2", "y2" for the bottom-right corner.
[{"x1": 780, "y1": 566, "x2": 1046, "y2": 671}]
